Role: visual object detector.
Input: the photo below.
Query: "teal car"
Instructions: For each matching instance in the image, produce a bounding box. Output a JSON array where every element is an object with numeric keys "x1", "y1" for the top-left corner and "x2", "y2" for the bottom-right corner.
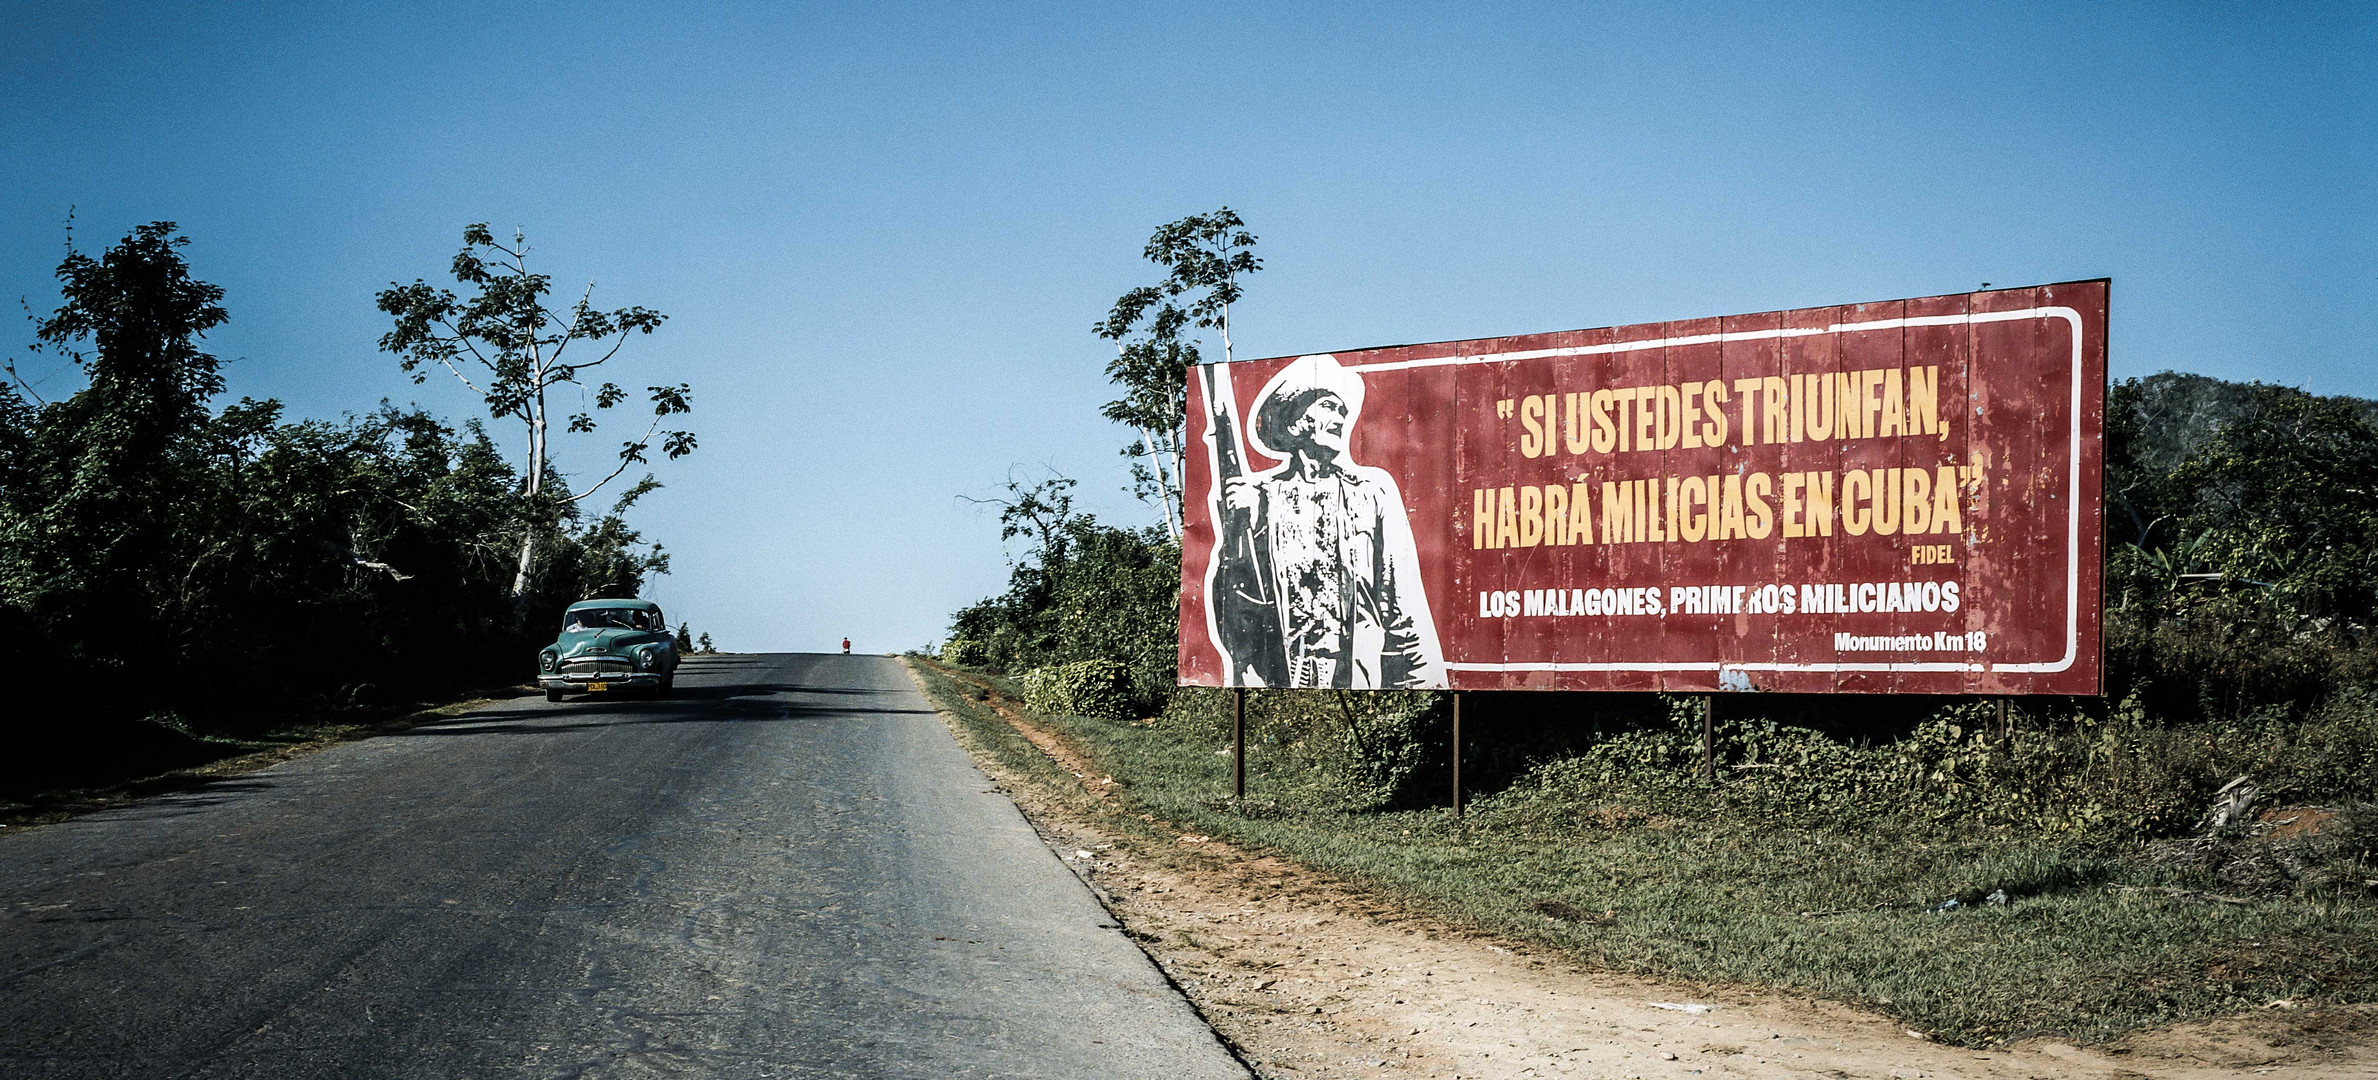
[{"x1": 538, "y1": 598, "x2": 679, "y2": 701}]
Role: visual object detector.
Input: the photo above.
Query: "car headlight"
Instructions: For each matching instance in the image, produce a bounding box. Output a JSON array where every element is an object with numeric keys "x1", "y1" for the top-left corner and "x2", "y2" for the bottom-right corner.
[
  {"x1": 540, "y1": 652, "x2": 558, "y2": 672},
  {"x1": 635, "y1": 648, "x2": 656, "y2": 670}
]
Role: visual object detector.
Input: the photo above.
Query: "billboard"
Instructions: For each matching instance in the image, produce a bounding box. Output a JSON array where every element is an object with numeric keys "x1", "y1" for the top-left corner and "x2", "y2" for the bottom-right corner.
[{"x1": 1177, "y1": 281, "x2": 2106, "y2": 695}]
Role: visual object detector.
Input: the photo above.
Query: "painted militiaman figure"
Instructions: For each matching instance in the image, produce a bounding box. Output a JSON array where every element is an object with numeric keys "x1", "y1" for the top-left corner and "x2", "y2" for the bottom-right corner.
[{"x1": 1214, "y1": 354, "x2": 1444, "y2": 689}]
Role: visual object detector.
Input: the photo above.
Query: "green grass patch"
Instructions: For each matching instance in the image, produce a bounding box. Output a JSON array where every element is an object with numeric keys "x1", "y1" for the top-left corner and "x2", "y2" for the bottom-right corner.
[{"x1": 906, "y1": 656, "x2": 2378, "y2": 1046}]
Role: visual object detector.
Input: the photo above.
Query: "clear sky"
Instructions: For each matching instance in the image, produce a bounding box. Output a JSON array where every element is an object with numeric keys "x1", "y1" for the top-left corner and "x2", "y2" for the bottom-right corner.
[{"x1": 4, "y1": 2, "x2": 2371, "y2": 652}]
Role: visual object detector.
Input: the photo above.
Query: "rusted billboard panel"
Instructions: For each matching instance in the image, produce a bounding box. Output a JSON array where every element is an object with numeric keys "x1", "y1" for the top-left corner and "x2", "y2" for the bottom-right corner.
[{"x1": 1177, "y1": 281, "x2": 2107, "y2": 695}]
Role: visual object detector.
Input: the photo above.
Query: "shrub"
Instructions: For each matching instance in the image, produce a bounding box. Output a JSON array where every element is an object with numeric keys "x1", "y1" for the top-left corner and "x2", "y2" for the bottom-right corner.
[
  {"x1": 1020, "y1": 659, "x2": 1136, "y2": 721},
  {"x1": 941, "y1": 638, "x2": 990, "y2": 667}
]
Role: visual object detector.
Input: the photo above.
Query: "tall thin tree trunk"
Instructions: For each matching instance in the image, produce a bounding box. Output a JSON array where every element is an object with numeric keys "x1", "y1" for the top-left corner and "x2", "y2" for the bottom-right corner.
[
  {"x1": 1143, "y1": 426, "x2": 1181, "y2": 543},
  {"x1": 1168, "y1": 424, "x2": 1185, "y2": 530},
  {"x1": 512, "y1": 343, "x2": 548, "y2": 598}
]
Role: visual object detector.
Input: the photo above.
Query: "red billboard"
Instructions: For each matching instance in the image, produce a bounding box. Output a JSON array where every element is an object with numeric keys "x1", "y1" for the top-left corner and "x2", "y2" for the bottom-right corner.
[{"x1": 1178, "y1": 281, "x2": 2106, "y2": 695}]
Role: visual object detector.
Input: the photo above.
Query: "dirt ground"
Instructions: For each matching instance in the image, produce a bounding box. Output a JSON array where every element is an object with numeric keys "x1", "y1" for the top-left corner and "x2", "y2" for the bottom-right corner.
[{"x1": 916, "y1": 665, "x2": 2378, "y2": 1080}]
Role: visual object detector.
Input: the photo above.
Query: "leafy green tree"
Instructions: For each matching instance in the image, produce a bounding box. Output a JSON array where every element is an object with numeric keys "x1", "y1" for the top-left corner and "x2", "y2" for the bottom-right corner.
[
  {"x1": 0, "y1": 222, "x2": 229, "y2": 702},
  {"x1": 377, "y1": 224, "x2": 696, "y2": 597},
  {"x1": 1094, "y1": 208, "x2": 1261, "y2": 538}
]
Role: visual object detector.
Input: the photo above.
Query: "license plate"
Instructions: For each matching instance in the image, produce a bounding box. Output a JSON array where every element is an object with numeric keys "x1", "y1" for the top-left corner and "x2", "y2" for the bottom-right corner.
[{"x1": 588, "y1": 681, "x2": 609, "y2": 692}]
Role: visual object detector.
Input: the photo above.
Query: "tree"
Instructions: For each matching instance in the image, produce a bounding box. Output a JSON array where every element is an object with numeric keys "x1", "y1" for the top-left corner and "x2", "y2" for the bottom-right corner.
[
  {"x1": 1094, "y1": 208, "x2": 1261, "y2": 540},
  {"x1": 377, "y1": 224, "x2": 695, "y2": 597},
  {"x1": 0, "y1": 222, "x2": 229, "y2": 675}
]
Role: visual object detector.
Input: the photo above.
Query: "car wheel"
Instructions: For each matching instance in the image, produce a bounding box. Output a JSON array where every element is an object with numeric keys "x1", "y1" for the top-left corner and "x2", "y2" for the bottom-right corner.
[{"x1": 546, "y1": 687, "x2": 565, "y2": 702}]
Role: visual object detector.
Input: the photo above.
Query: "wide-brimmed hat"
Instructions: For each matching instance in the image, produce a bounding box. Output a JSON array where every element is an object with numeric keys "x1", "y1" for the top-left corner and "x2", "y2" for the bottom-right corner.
[{"x1": 1249, "y1": 354, "x2": 1366, "y2": 459}]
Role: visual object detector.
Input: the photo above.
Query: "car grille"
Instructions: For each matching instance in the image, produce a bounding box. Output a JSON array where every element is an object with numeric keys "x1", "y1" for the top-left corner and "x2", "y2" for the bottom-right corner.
[{"x1": 563, "y1": 657, "x2": 634, "y2": 676}]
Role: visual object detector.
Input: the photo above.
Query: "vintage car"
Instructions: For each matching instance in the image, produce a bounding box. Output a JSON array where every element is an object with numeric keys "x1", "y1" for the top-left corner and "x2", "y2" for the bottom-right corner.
[{"x1": 538, "y1": 598, "x2": 679, "y2": 701}]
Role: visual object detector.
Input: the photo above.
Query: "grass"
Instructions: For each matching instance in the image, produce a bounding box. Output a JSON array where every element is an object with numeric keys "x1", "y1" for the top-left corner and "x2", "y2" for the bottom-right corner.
[{"x1": 905, "y1": 656, "x2": 2378, "y2": 1047}]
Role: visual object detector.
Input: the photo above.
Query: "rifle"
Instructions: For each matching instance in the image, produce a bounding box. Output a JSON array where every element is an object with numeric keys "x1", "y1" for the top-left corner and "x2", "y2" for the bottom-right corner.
[{"x1": 1201, "y1": 362, "x2": 1287, "y2": 686}]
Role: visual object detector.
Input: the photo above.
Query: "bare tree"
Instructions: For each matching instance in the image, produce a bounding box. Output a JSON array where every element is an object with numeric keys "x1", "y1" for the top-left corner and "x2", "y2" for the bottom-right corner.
[{"x1": 377, "y1": 224, "x2": 695, "y2": 597}]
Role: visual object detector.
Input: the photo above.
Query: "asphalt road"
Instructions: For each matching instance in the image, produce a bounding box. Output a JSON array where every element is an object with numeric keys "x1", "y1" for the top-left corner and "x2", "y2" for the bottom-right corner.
[{"x1": 0, "y1": 653, "x2": 1248, "y2": 1080}]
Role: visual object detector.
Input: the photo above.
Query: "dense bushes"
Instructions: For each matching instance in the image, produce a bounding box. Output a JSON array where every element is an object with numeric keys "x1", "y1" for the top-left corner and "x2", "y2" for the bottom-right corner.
[
  {"x1": 1481, "y1": 692, "x2": 2378, "y2": 842},
  {"x1": 0, "y1": 223, "x2": 666, "y2": 786},
  {"x1": 1019, "y1": 659, "x2": 1136, "y2": 722},
  {"x1": 945, "y1": 474, "x2": 1179, "y2": 711}
]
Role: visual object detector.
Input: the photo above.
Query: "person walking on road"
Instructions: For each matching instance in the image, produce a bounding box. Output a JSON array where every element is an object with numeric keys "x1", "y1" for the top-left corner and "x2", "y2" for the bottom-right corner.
[{"x1": 841, "y1": 637, "x2": 851, "y2": 654}]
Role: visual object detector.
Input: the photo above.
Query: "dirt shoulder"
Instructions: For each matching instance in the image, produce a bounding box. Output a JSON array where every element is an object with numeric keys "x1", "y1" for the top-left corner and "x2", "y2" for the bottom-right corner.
[{"x1": 904, "y1": 659, "x2": 2378, "y2": 1080}]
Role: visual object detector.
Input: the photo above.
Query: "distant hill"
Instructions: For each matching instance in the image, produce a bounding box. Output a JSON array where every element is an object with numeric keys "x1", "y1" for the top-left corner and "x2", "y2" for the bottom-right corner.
[{"x1": 2115, "y1": 371, "x2": 2378, "y2": 475}]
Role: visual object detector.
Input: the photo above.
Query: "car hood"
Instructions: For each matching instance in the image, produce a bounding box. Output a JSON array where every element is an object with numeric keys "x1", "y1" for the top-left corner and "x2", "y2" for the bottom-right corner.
[{"x1": 553, "y1": 628, "x2": 661, "y2": 657}]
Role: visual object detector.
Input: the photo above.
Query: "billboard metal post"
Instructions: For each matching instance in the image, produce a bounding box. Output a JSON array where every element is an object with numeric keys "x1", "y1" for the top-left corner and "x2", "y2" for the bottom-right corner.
[
  {"x1": 1232, "y1": 688, "x2": 1246, "y2": 801},
  {"x1": 1702, "y1": 696, "x2": 1715, "y2": 782},
  {"x1": 1451, "y1": 692, "x2": 1463, "y2": 818}
]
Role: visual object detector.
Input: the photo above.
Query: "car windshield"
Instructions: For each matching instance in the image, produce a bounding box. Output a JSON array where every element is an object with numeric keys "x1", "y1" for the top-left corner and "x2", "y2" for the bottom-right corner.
[{"x1": 565, "y1": 608, "x2": 652, "y2": 632}]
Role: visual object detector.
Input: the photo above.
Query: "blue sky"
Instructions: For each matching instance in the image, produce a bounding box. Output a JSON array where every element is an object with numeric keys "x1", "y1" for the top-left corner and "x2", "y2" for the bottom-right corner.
[{"x1": 4, "y1": 2, "x2": 2371, "y2": 652}]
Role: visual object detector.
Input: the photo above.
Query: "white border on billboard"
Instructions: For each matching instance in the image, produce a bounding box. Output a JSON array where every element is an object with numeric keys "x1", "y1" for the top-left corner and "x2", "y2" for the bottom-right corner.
[{"x1": 1245, "y1": 307, "x2": 2089, "y2": 678}]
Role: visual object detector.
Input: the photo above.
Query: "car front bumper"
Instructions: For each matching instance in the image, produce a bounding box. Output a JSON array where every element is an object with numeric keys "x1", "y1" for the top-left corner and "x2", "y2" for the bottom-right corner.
[{"x1": 540, "y1": 671, "x2": 663, "y2": 691}]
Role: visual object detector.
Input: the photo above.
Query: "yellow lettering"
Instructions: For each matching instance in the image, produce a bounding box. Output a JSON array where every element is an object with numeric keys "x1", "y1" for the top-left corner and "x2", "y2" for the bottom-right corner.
[
  {"x1": 1701, "y1": 380, "x2": 1729, "y2": 446},
  {"x1": 1680, "y1": 382, "x2": 1704, "y2": 449},
  {"x1": 1653, "y1": 385, "x2": 1681, "y2": 451},
  {"x1": 1473, "y1": 487, "x2": 1494, "y2": 548},
  {"x1": 1762, "y1": 376, "x2": 1787, "y2": 445},
  {"x1": 1806, "y1": 372, "x2": 1836, "y2": 441},
  {"x1": 1519, "y1": 395, "x2": 1545, "y2": 458},
  {"x1": 1842, "y1": 470, "x2": 1871, "y2": 535},
  {"x1": 1520, "y1": 485, "x2": 1544, "y2": 546},
  {"x1": 1589, "y1": 389, "x2": 1617, "y2": 454},
  {"x1": 1569, "y1": 482, "x2": 1594, "y2": 544},
  {"x1": 1805, "y1": 471, "x2": 1834, "y2": 537},
  {"x1": 1880, "y1": 368, "x2": 1904, "y2": 438},
  {"x1": 1733, "y1": 376, "x2": 1762, "y2": 444},
  {"x1": 1602, "y1": 481, "x2": 1632, "y2": 544},
  {"x1": 1901, "y1": 465, "x2": 1930, "y2": 535},
  {"x1": 1930, "y1": 465, "x2": 1961, "y2": 533},
  {"x1": 1745, "y1": 472, "x2": 1774, "y2": 539},
  {"x1": 1871, "y1": 467, "x2": 1900, "y2": 535},
  {"x1": 1563, "y1": 393, "x2": 1591, "y2": 455},
  {"x1": 1545, "y1": 483, "x2": 1569, "y2": 545},
  {"x1": 1909, "y1": 365, "x2": 1940, "y2": 440},
  {"x1": 1495, "y1": 486, "x2": 1519, "y2": 548},
  {"x1": 1861, "y1": 369, "x2": 1886, "y2": 440},
  {"x1": 1782, "y1": 472, "x2": 1806, "y2": 538},
  {"x1": 1717, "y1": 473, "x2": 1746, "y2": 541},
  {"x1": 1678, "y1": 476, "x2": 1709, "y2": 542}
]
